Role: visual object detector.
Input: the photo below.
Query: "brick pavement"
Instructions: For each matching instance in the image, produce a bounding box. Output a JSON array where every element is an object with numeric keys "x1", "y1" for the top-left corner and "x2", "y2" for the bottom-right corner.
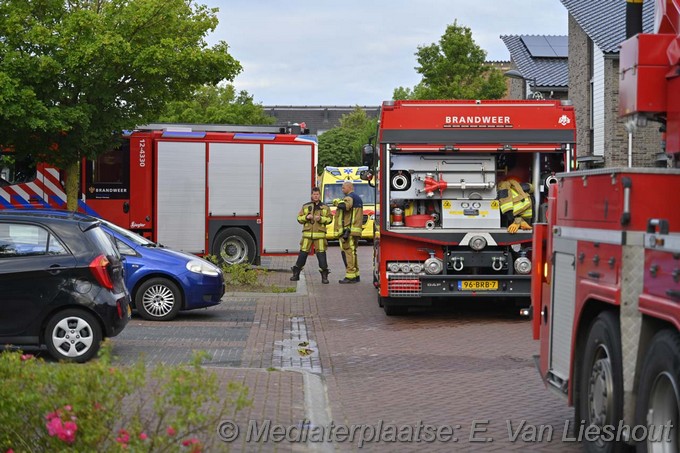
[
  {"x1": 113, "y1": 246, "x2": 584, "y2": 452},
  {"x1": 288, "y1": 245, "x2": 582, "y2": 452}
]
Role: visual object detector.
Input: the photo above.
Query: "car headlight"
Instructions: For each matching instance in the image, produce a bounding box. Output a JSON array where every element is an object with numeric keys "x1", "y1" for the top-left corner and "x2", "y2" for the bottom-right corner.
[{"x1": 186, "y1": 260, "x2": 221, "y2": 276}]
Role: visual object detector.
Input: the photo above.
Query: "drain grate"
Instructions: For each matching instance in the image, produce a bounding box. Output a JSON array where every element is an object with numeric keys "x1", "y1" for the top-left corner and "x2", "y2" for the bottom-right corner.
[{"x1": 273, "y1": 316, "x2": 322, "y2": 373}]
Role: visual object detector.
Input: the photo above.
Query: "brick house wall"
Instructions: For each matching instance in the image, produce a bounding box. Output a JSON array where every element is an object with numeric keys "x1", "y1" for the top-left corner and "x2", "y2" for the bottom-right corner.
[
  {"x1": 568, "y1": 16, "x2": 663, "y2": 168},
  {"x1": 568, "y1": 15, "x2": 592, "y2": 162}
]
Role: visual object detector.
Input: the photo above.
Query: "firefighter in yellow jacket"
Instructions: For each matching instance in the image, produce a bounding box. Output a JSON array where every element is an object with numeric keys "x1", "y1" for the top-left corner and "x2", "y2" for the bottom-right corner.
[
  {"x1": 333, "y1": 181, "x2": 364, "y2": 284},
  {"x1": 291, "y1": 187, "x2": 333, "y2": 284},
  {"x1": 497, "y1": 179, "x2": 534, "y2": 233}
]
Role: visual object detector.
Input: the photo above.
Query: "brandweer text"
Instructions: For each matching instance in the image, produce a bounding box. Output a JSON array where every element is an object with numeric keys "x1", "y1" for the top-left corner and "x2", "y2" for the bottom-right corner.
[{"x1": 445, "y1": 116, "x2": 511, "y2": 125}]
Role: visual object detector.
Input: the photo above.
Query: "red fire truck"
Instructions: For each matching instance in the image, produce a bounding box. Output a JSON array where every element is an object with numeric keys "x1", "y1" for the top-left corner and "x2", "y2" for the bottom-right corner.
[
  {"x1": 0, "y1": 123, "x2": 317, "y2": 264},
  {"x1": 531, "y1": 0, "x2": 680, "y2": 450},
  {"x1": 362, "y1": 99, "x2": 577, "y2": 315}
]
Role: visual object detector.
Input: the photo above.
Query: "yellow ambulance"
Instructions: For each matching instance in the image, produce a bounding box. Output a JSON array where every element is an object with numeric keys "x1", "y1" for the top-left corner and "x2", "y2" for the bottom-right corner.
[{"x1": 319, "y1": 166, "x2": 376, "y2": 240}]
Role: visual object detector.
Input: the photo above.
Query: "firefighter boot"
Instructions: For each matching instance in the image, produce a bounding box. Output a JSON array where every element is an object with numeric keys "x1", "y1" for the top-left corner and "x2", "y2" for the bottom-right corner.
[
  {"x1": 290, "y1": 266, "x2": 302, "y2": 281},
  {"x1": 290, "y1": 251, "x2": 309, "y2": 281},
  {"x1": 320, "y1": 269, "x2": 330, "y2": 284},
  {"x1": 317, "y1": 252, "x2": 329, "y2": 284}
]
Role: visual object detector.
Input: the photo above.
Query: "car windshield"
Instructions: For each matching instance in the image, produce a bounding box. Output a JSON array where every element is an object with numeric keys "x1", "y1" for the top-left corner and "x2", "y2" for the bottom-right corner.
[
  {"x1": 101, "y1": 220, "x2": 154, "y2": 246},
  {"x1": 323, "y1": 183, "x2": 375, "y2": 205}
]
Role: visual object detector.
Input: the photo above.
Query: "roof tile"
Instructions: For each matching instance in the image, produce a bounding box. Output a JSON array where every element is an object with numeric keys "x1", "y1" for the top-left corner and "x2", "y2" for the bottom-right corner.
[
  {"x1": 500, "y1": 35, "x2": 568, "y2": 87},
  {"x1": 560, "y1": 0, "x2": 655, "y2": 53}
]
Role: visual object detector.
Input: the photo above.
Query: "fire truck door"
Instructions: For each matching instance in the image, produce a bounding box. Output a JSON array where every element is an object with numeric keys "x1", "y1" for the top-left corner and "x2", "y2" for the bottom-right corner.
[
  {"x1": 84, "y1": 145, "x2": 131, "y2": 226},
  {"x1": 548, "y1": 250, "x2": 577, "y2": 385},
  {"x1": 155, "y1": 141, "x2": 206, "y2": 253},
  {"x1": 262, "y1": 144, "x2": 312, "y2": 253}
]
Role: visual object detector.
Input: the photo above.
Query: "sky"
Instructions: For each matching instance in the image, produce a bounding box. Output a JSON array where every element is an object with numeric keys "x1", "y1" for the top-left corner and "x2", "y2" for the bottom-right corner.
[{"x1": 203, "y1": 1, "x2": 569, "y2": 106}]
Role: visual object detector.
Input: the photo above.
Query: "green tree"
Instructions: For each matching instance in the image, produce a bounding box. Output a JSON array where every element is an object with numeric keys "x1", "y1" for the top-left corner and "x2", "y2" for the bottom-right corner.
[
  {"x1": 0, "y1": 0, "x2": 241, "y2": 210},
  {"x1": 157, "y1": 84, "x2": 275, "y2": 125},
  {"x1": 318, "y1": 107, "x2": 377, "y2": 170},
  {"x1": 393, "y1": 21, "x2": 507, "y2": 100}
]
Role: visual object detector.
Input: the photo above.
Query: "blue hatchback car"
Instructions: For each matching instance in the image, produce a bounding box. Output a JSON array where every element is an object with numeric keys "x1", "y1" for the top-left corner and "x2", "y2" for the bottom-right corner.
[{"x1": 99, "y1": 220, "x2": 225, "y2": 321}]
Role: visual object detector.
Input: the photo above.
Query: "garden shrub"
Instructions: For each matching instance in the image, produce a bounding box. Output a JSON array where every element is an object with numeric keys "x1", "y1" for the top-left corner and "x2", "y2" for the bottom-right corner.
[{"x1": 0, "y1": 343, "x2": 250, "y2": 452}]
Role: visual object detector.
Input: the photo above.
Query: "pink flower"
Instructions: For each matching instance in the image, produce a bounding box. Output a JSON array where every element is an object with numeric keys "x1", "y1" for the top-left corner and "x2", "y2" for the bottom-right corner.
[
  {"x1": 46, "y1": 417, "x2": 62, "y2": 436},
  {"x1": 181, "y1": 438, "x2": 202, "y2": 453},
  {"x1": 166, "y1": 426, "x2": 176, "y2": 437},
  {"x1": 116, "y1": 429, "x2": 130, "y2": 444},
  {"x1": 20, "y1": 354, "x2": 34, "y2": 361},
  {"x1": 139, "y1": 432, "x2": 148, "y2": 441},
  {"x1": 44, "y1": 406, "x2": 78, "y2": 444},
  {"x1": 57, "y1": 421, "x2": 77, "y2": 444}
]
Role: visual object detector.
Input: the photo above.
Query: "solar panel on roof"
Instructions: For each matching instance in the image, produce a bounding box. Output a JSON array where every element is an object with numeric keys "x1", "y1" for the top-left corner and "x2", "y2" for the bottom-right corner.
[{"x1": 520, "y1": 36, "x2": 568, "y2": 58}]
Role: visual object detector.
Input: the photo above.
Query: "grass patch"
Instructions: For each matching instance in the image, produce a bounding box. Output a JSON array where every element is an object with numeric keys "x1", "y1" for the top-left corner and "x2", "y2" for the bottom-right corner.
[{"x1": 206, "y1": 256, "x2": 297, "y2": 293}]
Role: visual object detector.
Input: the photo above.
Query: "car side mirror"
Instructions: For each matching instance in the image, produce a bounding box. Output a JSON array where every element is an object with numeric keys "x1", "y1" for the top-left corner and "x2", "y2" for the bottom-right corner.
[{"x1": 361, "y1": 144, "x2": 374, "y2": 168}]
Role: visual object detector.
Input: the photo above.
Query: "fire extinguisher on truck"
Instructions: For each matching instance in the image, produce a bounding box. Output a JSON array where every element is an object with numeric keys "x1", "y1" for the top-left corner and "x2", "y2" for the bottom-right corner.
[
  {"x1": 360, "y1": 99, "x2": 577, "y2": 316},
  {"x1": 531, "y1": 0, "x2": 680, "y2": 451},
  {"x1": 0, "y1": 123, "x2": 317, "y2": 265}
]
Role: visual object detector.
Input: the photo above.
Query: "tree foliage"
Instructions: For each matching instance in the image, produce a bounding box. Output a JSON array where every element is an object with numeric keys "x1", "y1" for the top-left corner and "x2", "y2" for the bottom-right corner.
[
  {"x1": 156, "y1": 84, "x2": 274, "y2": 125},
  {"x1": 0, "y1": 0, "x2": 241, "y2": 209},
  {"x1": 318, "y1": 108, "x2": 377, "y2": 170},
  {"x1": 393, "y1": 21, "x2": 507, "y2": 100}
]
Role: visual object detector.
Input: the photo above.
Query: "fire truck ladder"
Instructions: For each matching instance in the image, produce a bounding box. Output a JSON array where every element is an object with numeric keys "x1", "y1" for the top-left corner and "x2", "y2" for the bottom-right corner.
[{"x1": 135, "y1": 123, "x2": 307, "y2": 134}]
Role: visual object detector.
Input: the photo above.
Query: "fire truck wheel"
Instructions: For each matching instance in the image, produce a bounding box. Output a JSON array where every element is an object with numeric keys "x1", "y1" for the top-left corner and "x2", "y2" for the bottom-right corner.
[
  {"x1": 213, "y1": 228, "x2": 256, "y2": 265},
  {"x1": 577, "y1": 311, "x2": 624, "y2": 453},
  {"x1": 634, "y1": 330, "x2": 680, "y2": 453},
  {"x1": 135, "y1": 278, "x2": 182, "y2": 321}
]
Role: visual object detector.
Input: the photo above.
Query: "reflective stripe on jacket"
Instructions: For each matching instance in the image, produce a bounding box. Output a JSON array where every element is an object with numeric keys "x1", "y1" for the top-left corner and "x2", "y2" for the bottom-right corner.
[
  {"x1": 497, "y1": 180, "x2": 533, "y2": 219},
  {"x1": 333, "y1": 191, "x2": 364, "y2": 236},
  {"x1": 298, "y1": 201, "x2": 332, "y2": 239}
]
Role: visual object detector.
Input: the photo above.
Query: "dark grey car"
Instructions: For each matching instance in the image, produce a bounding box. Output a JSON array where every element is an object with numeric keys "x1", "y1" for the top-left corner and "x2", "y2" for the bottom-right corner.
[{"x1": 0, "y1": 210, "x2": 131, "y2": 362}]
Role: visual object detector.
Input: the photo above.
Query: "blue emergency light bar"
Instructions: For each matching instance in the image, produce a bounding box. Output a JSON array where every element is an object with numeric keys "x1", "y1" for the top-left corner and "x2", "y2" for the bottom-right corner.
[
  {"x1": 161, "y1": 131, "x2": 207, "y2": 139},
  {"x1": 233, "y1": 133, "x2": 276, "y2": 141}
]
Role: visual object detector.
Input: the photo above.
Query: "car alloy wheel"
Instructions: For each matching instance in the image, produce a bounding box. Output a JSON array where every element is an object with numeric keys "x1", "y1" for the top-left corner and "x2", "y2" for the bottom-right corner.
[
  {"x1": 136, "y1": 277, "x2": 182, "y2": 321},
  {"x1": 45, "y1": 309, "x2": 102, "y2": 363}
]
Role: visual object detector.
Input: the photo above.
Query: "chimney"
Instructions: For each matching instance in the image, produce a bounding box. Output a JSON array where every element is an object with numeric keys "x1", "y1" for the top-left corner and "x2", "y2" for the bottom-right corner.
[{"x1": 626, "y1": 0, "x2": 644, "y2": 38}]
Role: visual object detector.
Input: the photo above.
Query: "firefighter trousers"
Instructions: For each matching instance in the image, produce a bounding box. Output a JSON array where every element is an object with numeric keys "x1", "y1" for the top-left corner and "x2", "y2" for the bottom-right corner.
[
  {"x1": 339, "y1": 236, "x2": 359, "y2": 279},
  {"x1": 295, "y1": 238, "x2": 328, "y2": 270}
]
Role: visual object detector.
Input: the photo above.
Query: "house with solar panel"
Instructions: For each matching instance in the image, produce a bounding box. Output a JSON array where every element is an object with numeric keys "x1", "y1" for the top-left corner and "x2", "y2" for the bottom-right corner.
[
  {"x1": 560, "y1": 0, "x2": 663, "y2": 167},
  {"x1": 501, "y1": 35, "x2": 569, "y2": 101}
]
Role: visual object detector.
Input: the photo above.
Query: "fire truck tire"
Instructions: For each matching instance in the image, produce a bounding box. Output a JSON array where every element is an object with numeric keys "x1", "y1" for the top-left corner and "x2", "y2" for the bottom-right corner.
[
  {"x1": 577, "y1": 311, "x2": 625, "y2": 453},
  {"x1": 135, "y1": 278, "x2": 182, "y2": 321},
  {"x1": 213, "y1": 228, "x2": 256, "y2": 265},
  {"x1": 634, "y1": 330, "x2": 680, "y2": 453}
]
